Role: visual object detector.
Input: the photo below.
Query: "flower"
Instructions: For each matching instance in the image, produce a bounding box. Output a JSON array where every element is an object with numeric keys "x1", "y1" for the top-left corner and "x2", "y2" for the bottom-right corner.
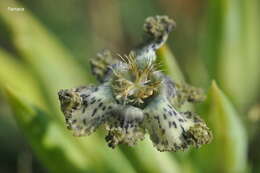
[{"x1": 58, "y1": 15, "x2": 212, "y2": 152}]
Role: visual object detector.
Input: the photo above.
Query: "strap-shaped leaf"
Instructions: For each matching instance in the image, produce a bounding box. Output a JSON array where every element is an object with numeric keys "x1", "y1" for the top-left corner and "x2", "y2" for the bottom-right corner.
[
  {"x1": 195, "y1": 82, "x2": 247, "y2": 173},
  {"x1": 0, "y1": 49, "x2": 45, "y2": 109},
  {"x1": 157, "y1": 45, "x2": 184, "y2": 83},
  {"x1": 0, "y1": 0, "x2": 90, "y2": 118},
  {"x1": 4, "y1": 88, "x2": 93, "y2": 173},
  {"x1": 204, "y1": 0, "x2": 260, "y2": 110}
]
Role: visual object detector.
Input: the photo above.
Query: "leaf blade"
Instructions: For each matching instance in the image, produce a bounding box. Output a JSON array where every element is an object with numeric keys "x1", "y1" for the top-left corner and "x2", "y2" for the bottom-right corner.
[{"x1": 195, "y1": 81, "x2": 247, "y2": 173}]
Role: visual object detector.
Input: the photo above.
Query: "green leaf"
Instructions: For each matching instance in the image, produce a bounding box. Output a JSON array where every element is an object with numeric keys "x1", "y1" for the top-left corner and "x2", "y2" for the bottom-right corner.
[
  {"x1": 200, "y1": 0, "x2": 223, "y2": 80},
  {"x1": 157, "y1": 45, "x2": 185, "y2": 82},
  {"x1": 76, "y1": 136, "x2": 137, "y2": 173},
  {"x1": 121, "y1": 139, "x2": 181, "y2": 173},
  {"x1": 4, "y1": 88, "x2": 93, "y2": 173},
  {"x1": 204, "y1": 0, "x2": 260, "y2": 110},
  {"x1": 195, "y1": 81, "x2": 247, "y2": 173},
  {"x1": 0, "y1": 49, "x2": 46, "y2": 109},
  {"x1": 0, "y1": 0, "x2": 91, "y2": 117}
]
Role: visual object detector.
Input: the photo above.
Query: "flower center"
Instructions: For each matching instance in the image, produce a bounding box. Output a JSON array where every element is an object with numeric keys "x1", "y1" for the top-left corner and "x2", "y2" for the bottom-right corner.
[{"x1": 112, "y1": 55, "x2": 161, "y2": 105}]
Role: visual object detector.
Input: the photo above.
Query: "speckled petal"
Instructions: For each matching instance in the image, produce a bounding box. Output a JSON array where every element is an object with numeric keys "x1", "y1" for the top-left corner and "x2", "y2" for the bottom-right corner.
[
  {"x1": 105, "y1": 106, "x2": 145, "y2": 148},
  {"x1": 143, "y1": 96, "x2": 212, "y2": 152},
  {"x1": 58, "y1": 83, "x2": 117, "y2": 136}
]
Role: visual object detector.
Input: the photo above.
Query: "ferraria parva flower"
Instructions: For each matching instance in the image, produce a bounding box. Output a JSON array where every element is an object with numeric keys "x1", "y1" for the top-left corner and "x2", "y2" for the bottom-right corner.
[{"x1": 58, "y1": 15, "x2": 212, "y2": 152}]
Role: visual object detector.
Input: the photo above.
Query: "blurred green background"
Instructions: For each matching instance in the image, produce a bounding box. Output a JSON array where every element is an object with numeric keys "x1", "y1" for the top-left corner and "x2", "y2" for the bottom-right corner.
[{"x1": 0, "y1": 0, "x2": 259, "y2": 172}]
